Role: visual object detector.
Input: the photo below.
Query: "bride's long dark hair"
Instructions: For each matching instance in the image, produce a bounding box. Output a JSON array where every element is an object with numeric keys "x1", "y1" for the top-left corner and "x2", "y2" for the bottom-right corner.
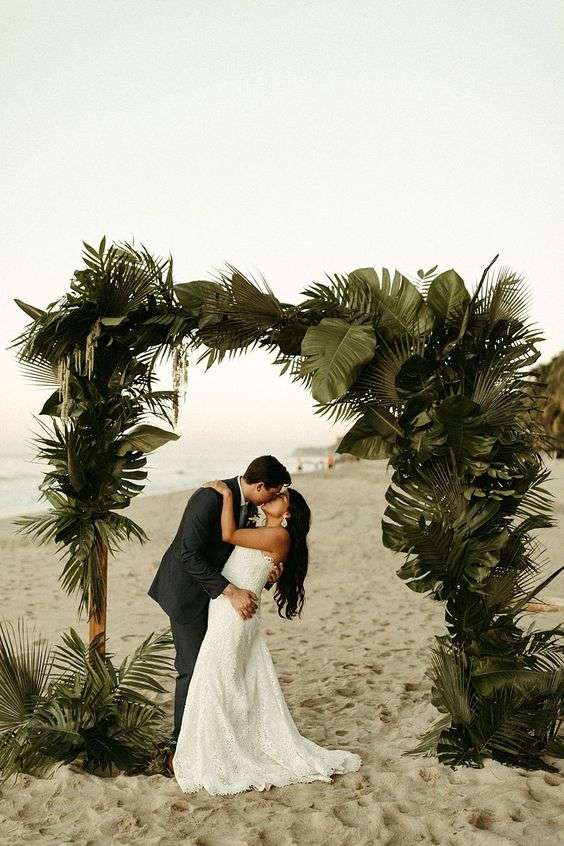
[{"x1": 274, "y1": 488, "x2": 311, "y2": 620}]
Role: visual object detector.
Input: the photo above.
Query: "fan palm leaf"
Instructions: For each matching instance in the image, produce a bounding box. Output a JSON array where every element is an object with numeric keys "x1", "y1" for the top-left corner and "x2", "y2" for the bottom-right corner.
[
  {"x1": 402, "y1": 713, "x2": 452, "y2": 758},
  {"x1": 17, "y1": 356, "x2": 60, "y2": 389},
  {"x1": 429, "y1": 640, "x2": 473, "y2": 723},
  {"x1": 116, "y1": 628, "x2": 174, "y2": 699},
  {"x1": 349, "y1": 267, "x2": 433, "y2": 336},
  {"x1": 0, "y1": 620, "x2": 53, "y2": 731},
  {"x1": 0, "y1": 621, "x2": 174, "y2": 779},
  {"x1": 476, "y1": 265, "x2": 532, "y2": 326}
]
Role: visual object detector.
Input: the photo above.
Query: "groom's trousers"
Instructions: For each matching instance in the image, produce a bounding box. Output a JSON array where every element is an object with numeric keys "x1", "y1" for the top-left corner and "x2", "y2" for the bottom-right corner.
[{"x1": 169, "y1": 613, "x2": 209, "y2": 743}]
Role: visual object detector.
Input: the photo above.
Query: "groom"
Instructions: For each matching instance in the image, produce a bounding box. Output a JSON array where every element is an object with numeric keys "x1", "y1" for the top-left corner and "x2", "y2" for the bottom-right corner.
[{"x1": 147, "y1": 455, "x2": 292, "y2": 766}]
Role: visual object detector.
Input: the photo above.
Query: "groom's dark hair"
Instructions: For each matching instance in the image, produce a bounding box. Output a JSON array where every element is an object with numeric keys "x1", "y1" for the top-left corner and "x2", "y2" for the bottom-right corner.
[{"x1": 243, "y1": 455, "x2": 291, "y2": 488}]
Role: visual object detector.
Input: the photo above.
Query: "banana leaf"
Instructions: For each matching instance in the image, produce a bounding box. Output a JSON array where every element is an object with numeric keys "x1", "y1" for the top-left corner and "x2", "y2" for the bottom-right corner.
[
  {"x1": 115, "y1": 425, "x2": 179, "y2": 456},
  {"x1": 337, "y1": 406, "x2": 401, "y2": 459},
  {"x1": 301, "y1": 318, "x2": 377, "y2": 403},
  {"x1": 426, "y1": 270, "x2": 470, "y2": 321}
]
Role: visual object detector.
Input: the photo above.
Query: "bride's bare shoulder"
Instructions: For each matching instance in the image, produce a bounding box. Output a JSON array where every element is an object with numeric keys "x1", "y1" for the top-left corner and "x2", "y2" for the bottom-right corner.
[{"x1": 261, "y1": 526, "x2": 290, "y2": 558}]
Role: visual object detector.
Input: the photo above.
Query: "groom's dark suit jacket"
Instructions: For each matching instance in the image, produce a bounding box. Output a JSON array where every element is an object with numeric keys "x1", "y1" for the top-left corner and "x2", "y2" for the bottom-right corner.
[{"x1": 148, "y1": 476, "x2": 271, "y2": 624}]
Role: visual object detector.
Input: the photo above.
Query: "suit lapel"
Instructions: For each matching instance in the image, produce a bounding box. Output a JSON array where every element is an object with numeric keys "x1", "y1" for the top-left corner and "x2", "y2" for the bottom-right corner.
[{"x1": 223, "y1": 477, "x2": 242, "y2": 524}]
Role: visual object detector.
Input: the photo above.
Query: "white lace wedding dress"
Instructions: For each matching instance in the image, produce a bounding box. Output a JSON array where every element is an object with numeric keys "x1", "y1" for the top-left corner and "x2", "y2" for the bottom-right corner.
[{"x1": 172, "y1": 543, "x2": 362, "y2": 795}]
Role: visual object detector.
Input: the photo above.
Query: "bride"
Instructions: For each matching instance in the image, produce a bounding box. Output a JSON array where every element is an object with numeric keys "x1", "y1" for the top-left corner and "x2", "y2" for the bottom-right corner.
[{"x1": 172, "y1": 480, "x2": 362, "y2": 795}]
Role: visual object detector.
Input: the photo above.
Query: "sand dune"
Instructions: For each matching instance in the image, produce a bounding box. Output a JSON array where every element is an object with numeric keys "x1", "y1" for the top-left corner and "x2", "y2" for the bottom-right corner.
[{"x1": 0, "y1": 461, "x2": 563, "y2": 845}]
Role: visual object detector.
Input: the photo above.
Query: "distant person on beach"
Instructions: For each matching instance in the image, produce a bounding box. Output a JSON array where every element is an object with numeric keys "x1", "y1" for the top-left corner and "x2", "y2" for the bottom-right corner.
[
  {"x1": 148, "y1": 454, "x2": 361, "y2": 794},
  {"x1": 326, "y1": 452, "x2": 335, "y2": 471}
]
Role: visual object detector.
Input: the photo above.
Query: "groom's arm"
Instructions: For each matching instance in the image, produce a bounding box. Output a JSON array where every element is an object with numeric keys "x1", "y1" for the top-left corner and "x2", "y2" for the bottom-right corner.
[{"x1": 180, "y1": 489, "x2": 229, "y2": 599}]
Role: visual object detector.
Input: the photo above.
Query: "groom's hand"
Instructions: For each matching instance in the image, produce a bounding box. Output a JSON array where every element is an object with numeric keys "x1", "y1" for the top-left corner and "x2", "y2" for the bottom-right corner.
[{"x1": 222, "y1": 583, "x2": 258, "y2": 620}]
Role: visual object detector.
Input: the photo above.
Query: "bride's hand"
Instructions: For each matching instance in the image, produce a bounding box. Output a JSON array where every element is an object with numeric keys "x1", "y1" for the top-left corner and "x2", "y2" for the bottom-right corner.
[
  {"x1": 267, "y1": 560, "x2": 284, "y2": 583},
  {"x1": 203, "y1": 479, "x2": 231, "y2": 496}
]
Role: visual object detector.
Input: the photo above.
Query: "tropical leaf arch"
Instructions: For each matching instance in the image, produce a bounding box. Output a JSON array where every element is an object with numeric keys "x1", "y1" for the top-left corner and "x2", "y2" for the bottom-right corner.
[{"x1": 6, "y1": 239, "x2": 563, "y2": 778}]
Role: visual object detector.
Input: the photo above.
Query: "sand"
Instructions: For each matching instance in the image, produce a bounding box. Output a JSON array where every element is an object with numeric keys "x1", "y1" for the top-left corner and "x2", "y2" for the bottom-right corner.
[{"x1": 0, "y1": 460, "x2": 563, "y2": 846}]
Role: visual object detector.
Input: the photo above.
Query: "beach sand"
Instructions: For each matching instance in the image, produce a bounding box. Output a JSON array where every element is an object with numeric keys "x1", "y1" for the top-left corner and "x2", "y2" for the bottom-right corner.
[{"x1": 0, "y1": 460, "x2": 563, "y2": 845}]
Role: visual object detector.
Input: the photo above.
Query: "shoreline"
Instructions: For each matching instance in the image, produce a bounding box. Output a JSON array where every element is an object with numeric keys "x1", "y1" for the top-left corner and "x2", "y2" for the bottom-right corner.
[
  {"x1": 0, "y1": 461, "x2": 344, "y2": 528},
  {"x1": 4, "y1": 451, "x2": 561, "y2": 525}
]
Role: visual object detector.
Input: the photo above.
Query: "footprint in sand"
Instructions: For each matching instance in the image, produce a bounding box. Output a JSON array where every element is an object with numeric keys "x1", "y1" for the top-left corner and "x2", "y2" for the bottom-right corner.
[
  {"x1": 300, "y1": 696, "x2": 332, "y2": 708},
  {"x1": 335, "y1": 688, "x2": 359, "y2": 698},
  {"x1": 378, "y1": 706, "x2": 397, "y2": 723},
  {"x1": 467, "y1": 808, "x2": 497, "y2": 830},
  {"x1": 333, "y1": 801, "x2": 363, "y2": 828},
  {"x1": 418, "y1": 767, "x2": 440, "y2": 782}
]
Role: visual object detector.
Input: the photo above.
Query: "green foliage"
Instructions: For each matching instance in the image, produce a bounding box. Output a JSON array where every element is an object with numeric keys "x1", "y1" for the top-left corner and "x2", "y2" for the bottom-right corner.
[
  {"x1": 403, "y1": 630, "x2": 563, "y2": 771},
  {"x1": 426, "y1": 270, "x2": 470, "y2": 321},
  {"x1": 0, "y1": 619, "x2": 174, "y2": 779},
  {"x1": 11, "y1": 240, "x2": 188, "y2": 621},
  {"x1": 115, "y1": 424, "x2": 180, "y2": 456},
  {"x1": 174, "y1": 265, "x2": 286, "y2": 368},
  {"x1": 182, "y1": 254, "x2": 563, "y2": 771},
  {"x1": 337, "y1": 407, "x2": 401, "y2": 459},
  {"x1": 347, "y1": 267, "x2": 433, "y2": 336},
  {"x1": 13, "y1": 241, "x2": 563, "y2": 774},
  {"x1": 301, "y1": 318, "x2": 377, "y2": 404}
]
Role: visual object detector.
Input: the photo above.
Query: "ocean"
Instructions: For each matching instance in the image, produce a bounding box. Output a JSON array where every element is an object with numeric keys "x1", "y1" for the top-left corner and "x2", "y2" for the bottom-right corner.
[{"x1": 0, "y1": 439, "x2": 329, "y2": 520}]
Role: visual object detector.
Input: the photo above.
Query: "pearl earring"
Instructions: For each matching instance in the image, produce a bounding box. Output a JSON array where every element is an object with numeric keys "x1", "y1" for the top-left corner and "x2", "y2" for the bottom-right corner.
[{"x1": 281, "y1": 517, "x2": 288, "y2": 528}]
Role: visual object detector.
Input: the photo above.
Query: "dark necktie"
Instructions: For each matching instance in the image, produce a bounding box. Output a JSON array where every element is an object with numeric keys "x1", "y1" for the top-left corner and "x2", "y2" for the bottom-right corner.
[{"x1": 238, "y1": 502, "x2": 249, "y2": 528}]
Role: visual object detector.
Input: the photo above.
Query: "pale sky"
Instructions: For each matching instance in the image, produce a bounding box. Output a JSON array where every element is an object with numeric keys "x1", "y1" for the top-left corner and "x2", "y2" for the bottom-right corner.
[{"x1": 2, "y1": 0, "x2": 563, "y2": 453}]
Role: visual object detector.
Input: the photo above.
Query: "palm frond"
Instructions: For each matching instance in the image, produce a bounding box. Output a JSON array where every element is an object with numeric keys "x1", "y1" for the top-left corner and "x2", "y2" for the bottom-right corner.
[
  {"x1": 116, "y1": 628, "x2": 175, "y2": 698},
  {"x1": 0, "y1": 619, "x2": 53, "y2": 731},
  {"x1": 402, "y1": 713, "x2": 452, "y2": 758},
  {"x1": 17, "y1": 357, "x2": 60, "y2": 389},
  {"x1": 476, "y1": 265, "x2": 531, "y2": 325},
  {"x1": 429, "y1": 641, "x2": 473, "y2": 724}
]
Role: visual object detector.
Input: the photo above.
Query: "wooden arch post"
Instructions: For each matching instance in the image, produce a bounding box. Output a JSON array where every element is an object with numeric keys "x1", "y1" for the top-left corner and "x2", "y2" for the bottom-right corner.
[{"x1": 88, "y1": 537, "x2": 108, "y2": 656}]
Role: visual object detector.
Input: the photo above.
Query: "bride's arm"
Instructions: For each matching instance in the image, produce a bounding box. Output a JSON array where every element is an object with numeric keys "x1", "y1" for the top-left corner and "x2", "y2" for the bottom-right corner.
[
  {"x1": 203, "y1": 481, "x2": 288, "y2": 559},
  {"x1": 217, "y1": 485, "x2": 238, "y2": 541}
]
